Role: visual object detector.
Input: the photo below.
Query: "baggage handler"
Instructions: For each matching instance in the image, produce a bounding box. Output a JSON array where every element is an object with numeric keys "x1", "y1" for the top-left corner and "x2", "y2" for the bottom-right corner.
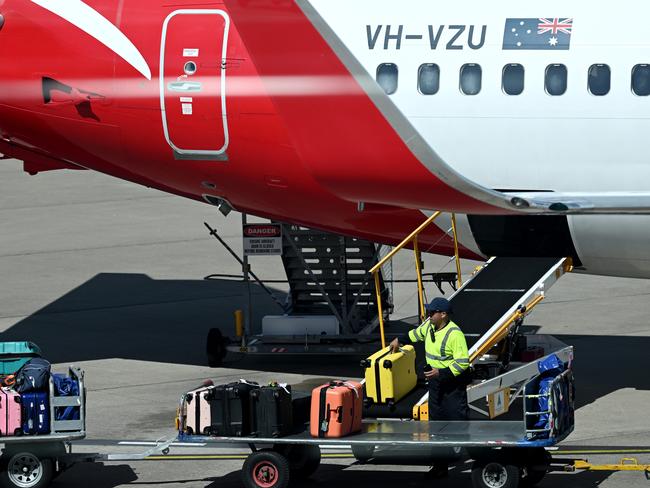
[{"x1": 389, "y1": 297, "x2": 470, "y2": 478}]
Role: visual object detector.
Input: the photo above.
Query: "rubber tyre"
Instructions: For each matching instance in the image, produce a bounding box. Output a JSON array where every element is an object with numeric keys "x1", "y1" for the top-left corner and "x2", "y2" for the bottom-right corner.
[
  {"x1": 292, "y1": 445, "x2": 321, "y2": 479},
  {"x1": 206, "y1": 328, "x2": 227, "y2": 367},
  {"x1": 0, "y1": 453, "x2": 54, "y2": 488},
  {"x1": 242, "y1": 450, "x2": 290, "y2": 488},
  {"x1": 471, "y1": 460, "x2": 520, "y2": 488},
  {"x1": 351, "y1": 445, "x2": 375, "y2": 463}
]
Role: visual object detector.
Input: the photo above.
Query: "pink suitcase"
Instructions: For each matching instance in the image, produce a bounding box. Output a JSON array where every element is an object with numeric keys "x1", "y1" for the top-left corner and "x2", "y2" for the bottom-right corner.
[
  {"x1": 182, "y1": 385, "x2": 213, "y2": 435},
  {"x1": 0, "y1": 388, "x2": 22, "y2": 436}
]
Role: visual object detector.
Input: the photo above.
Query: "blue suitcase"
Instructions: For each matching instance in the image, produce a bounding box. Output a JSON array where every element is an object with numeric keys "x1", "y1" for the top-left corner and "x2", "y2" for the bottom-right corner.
[{"x1": 21, "y1": 392, "x2": 50, "y2": 435}]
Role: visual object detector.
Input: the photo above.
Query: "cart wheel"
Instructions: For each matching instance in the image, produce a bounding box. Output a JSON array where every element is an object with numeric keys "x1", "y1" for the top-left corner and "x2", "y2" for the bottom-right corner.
[
  {"x1": 521, "y1": 450, "x2": 551, "y2": 487},
  {"x1": 351, "y1": 445, "x2": 375, "y2": 463},
  {"x1": 206, "y1": 328, "x2": 227, "y2": 367},
  {"x1": 287, "y1": 445, "x2": 321, "y2": 479},
  {"x1": 471, "y1": 460, "x2": 520, "y2": 488},
  {"x1": 1, "y1": 453, "x2": 54, "y2": 488},
  {"x1": 242, "y1": 450, "x2": 290, "y2": 488}
]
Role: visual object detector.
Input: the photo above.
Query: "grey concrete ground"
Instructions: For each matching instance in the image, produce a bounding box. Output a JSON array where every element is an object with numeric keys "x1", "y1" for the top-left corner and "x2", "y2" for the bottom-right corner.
[{"x1": 1, "y1": 160, "x2": 650, "y2": 487}]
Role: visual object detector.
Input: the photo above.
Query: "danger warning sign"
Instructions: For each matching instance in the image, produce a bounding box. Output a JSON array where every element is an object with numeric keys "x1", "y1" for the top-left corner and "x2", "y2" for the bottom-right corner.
[{"x1": 243, "y1": 224, "x2": 282, "y2": 256}]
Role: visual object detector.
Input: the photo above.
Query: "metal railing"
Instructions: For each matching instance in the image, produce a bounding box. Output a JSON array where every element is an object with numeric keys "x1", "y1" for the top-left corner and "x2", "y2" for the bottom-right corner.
[
  {"x1": 523, "y1": 368, "x2": 575, "y2": 441},
  {"x1": 368, "y1": 211, "x2": 463, "y2": 347}
]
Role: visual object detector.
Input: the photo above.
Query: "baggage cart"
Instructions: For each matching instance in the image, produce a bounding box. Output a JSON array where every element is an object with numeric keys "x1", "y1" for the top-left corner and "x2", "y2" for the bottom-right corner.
[{"x1": 176, "y1": 348, "x2": 577, "y2": 488}]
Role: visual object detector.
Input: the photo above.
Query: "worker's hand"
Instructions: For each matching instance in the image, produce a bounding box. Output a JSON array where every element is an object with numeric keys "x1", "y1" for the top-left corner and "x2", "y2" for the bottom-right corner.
[
  {"x1": 389, "y1": 338, "x2": 400, "y2": 353},
  {"x1": 424, "y1": 368, "x2": 440, "y2": 379}
]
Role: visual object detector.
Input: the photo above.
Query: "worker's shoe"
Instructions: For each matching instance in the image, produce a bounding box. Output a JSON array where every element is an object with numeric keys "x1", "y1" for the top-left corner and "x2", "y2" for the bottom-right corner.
[{"x1": 425, "y1": 463, "x2": 448, "y2": 479}]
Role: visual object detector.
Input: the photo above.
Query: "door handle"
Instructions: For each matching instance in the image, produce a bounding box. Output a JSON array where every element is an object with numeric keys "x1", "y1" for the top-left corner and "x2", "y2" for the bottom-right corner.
[{"x1": 167, "y1": 81, "x2": 202, "y2": 92}]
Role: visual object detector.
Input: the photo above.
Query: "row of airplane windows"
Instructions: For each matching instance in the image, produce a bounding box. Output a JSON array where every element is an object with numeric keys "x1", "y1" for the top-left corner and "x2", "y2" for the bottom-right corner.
[{"x1": 376, "y1": 63, "x2": 650, "y2": 97}]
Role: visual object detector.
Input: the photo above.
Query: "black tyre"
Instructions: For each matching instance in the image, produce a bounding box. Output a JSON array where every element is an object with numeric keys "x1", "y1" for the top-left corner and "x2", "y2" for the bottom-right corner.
[
  {"x1": 287, "y1": 445, "x2": 321, "y2": 479},
  {"x1": 0, "y1": 453, "x2": 54, "y2": 488},
  {"x1": 242, "y1": 450, "x2": 290, "y2": 488},
  {"x1": 471, "y1": 460, "x2": 521, "y2": 488},
  {"x1": 206, "y1": 328, "x2": 227, "y2": 367},
  {"x1": 351, "y1": 445, "x2": 375, "y2": 463}
]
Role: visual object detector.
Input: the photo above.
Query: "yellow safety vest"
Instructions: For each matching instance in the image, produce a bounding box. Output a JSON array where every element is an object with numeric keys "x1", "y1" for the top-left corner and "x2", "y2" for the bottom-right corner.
[{"x1": 408, "y1": 319, "x2": 469, "y2": 376}]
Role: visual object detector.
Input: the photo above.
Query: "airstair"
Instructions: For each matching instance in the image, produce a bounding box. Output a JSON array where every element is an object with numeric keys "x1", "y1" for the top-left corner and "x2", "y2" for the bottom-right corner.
[{"x1": 278, "y1": 224, "x2": 392, "y2": 333}]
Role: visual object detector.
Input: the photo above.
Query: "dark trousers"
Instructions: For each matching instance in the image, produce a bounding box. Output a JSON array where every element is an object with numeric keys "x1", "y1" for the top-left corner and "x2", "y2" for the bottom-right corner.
[{"x1": 428, "y1": 376, "x2": 469, "y2": 421}]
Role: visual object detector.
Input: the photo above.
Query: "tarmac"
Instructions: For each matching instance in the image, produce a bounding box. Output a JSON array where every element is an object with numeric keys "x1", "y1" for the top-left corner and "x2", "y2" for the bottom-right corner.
[{"x1": 2, "y1": 159, "x2": 650, "y2": 487}]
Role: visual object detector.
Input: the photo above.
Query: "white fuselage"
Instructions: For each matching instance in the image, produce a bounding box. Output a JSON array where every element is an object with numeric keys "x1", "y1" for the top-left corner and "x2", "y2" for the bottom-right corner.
[{"x1": 308, "y1": 0, "x2": 650, "y2": 278}]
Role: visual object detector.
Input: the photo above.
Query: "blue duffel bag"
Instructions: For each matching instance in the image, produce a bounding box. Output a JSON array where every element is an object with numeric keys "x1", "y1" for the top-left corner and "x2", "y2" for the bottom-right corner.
[
  {"x1": 534, "y1": 354, "x2": 565, "y2": 431},
  {"x1": 52, "y1": 373, "x2": 81, "y2": 421}
]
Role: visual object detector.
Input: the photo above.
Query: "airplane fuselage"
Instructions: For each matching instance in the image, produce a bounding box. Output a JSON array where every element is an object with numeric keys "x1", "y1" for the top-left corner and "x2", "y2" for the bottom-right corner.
[{"x1": 0, "y1": 0, "x2": 649, "y2": 277}]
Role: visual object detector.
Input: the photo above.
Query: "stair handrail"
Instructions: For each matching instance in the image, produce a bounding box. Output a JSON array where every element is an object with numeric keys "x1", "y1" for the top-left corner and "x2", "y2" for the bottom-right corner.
[
  {"x1": 369, "y1": 211, "x2": 464, "y2": 348},
  {"x1": 369, "y1": 211, "x2": 442, "y2": 275}
]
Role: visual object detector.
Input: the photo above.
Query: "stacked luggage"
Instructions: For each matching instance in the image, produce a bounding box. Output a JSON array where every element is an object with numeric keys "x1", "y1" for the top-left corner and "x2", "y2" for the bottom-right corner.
[
  {"x1": 0, "y1": 342, "x2": 85, "y2": 437},
  {"x1": 179, "y1": 379, "x2": 365, "y2": 439},
  {"x1": 178, "y1": 345, "x2": 418, "y2": 440},
  {"x1": 180, "y1": 380, "x2": 310, "y2": 438}
]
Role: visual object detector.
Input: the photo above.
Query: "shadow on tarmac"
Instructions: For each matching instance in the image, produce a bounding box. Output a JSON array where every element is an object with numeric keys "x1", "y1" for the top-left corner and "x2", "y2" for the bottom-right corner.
[
  {"x1": 2, "y1": 274, "x2": 649, "y2": 408},
  {"x1": 0, "y1": 273, "x2": 284, "y2": 365},
  {"x1": 203, "y1": 463, "x2": 613, "y2": 488},
  {"x1": 53, "y1": 462, "x2": 137, "y2": 487}
]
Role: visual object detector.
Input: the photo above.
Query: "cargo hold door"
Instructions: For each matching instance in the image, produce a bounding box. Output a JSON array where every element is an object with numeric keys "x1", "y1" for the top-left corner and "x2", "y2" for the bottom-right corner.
[{"x1": 160, "y1": 10, "x2": 229, "y2": 160}]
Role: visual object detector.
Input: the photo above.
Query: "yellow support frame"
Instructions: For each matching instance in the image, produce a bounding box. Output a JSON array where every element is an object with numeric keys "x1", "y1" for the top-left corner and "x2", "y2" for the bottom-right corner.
[
  {"x1": 413, "y1": 237, "x2": 425, "y2": 323},
  {"x1": 469, "y1": 294, "x2": 545, "y2": 363},
  {"x1": 450, "y1": 213, "x2": 463, "y2": 289},
  {"x1": 370, "y1": 211, "x2": 463, "y2": 348}
]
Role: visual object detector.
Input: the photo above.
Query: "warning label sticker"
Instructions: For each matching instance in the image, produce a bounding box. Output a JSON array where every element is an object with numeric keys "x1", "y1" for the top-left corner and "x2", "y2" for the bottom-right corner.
[{"x1": 243, "y1": 224, "x2": 282, "y2": 255}]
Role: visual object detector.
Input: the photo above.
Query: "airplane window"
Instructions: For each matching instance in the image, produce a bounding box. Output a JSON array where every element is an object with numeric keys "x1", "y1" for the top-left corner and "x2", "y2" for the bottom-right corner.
[
  {"x1": 545, "y1": 64, "x2": 567, "y2": 96},
  {"x1": 588, "y1": 64, "x2": 611, "y2": 96},
  {"x1": 502, "y1": 64, "x2": 524, "y2": 95},
  {"x1": 377, "y1": 63, "x2": 398, "y2": 95},
  {"x1": 418, "y1": 64, "x2": 440, "y2": 95},
  {"x1": 632, "y1": 64, "x2": 650, "y2": 96},
  {"x1": 460, "y1": 63, "x2": 482, "y2": 95}
]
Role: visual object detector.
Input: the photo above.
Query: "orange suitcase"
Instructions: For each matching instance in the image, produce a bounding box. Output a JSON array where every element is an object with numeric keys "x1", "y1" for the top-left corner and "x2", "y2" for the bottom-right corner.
[{"x1": 310, "y1": 381, "x2": 362, "y2": 438}]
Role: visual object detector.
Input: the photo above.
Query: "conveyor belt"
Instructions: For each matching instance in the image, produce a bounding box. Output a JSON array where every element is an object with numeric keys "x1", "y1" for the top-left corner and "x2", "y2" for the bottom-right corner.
[{"x1": 449, "y1": 257, "x2": 566, "y2": 346}]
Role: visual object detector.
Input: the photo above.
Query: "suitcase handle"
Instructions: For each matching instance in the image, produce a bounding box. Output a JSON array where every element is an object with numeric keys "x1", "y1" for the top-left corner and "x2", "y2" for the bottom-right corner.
[{"x1": 336, "y1": 406, "x2": 343, "y2": 423}]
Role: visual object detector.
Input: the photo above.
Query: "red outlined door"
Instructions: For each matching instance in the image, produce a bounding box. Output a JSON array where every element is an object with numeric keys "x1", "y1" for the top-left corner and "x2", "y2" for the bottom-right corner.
[{"x1": 160, "y1": 10, "x2": 229, "y2": 159}]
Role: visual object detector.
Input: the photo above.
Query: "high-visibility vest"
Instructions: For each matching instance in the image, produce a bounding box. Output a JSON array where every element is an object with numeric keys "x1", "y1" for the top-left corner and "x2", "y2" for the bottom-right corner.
[{"x1": 408, "y1": 319, "x2": 469, "y2": 376}]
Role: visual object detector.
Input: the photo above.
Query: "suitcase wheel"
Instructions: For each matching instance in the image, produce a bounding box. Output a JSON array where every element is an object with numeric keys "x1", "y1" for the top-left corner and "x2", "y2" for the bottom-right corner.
[
  {"x1": 382, "y1": 359, "x2": 393, "y2": 369},
  {"x1": 360, "y1": 359, "x2": 371, "y2": 368}
]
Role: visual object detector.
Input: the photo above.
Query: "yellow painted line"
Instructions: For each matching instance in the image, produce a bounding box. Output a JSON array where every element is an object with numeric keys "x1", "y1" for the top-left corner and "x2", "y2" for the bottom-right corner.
[
  {"x1": 554, "y1": 449, "x2": 650, "y2": 455},
  {"x1": 145, "y1": 453, "x2": 354, "y2": 461}
]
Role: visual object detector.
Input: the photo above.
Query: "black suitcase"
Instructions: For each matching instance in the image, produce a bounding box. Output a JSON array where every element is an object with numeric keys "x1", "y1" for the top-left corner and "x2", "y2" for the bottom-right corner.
[
  {"x1": 291, "y1": 391, "x2": 311, "y2": 430},
  {"x1": 207, "y1": 381, "x2": 258, "y2": 436},
  {"x1": 250, "y1": 384, "x2": 293, "y2": 437}
]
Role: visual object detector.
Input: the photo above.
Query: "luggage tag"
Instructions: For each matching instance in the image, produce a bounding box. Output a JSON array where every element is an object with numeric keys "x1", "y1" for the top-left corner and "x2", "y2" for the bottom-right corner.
[
  {"x1": 268, "y1": 381, "x2": 291, "y2": 395},
  {"x1": 320, "y1": 406, "x2": 331, "y2": 433}
]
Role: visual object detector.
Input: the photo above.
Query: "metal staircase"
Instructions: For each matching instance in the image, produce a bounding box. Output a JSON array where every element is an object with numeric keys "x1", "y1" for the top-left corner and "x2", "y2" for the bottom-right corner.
[{"x1": 279, "y1": 224, "x2": 392, "y2": 333}]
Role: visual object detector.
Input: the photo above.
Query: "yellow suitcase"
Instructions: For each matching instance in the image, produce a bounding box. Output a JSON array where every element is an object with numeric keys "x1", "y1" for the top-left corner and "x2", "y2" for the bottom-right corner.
[{"x1": 361, "y1": 345, "x2": 417, "y2": 406}]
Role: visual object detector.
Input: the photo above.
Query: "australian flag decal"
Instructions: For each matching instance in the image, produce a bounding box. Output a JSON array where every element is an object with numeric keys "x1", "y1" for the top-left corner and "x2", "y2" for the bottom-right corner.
[{"x1": 503, "y1": 18, "x2": 573, "y2": 50}]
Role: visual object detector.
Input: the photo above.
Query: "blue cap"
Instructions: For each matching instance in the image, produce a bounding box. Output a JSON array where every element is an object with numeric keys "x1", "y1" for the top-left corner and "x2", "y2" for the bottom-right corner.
[{"x1": 425, "y1": 297, "x2": 452, "y2": 314}]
